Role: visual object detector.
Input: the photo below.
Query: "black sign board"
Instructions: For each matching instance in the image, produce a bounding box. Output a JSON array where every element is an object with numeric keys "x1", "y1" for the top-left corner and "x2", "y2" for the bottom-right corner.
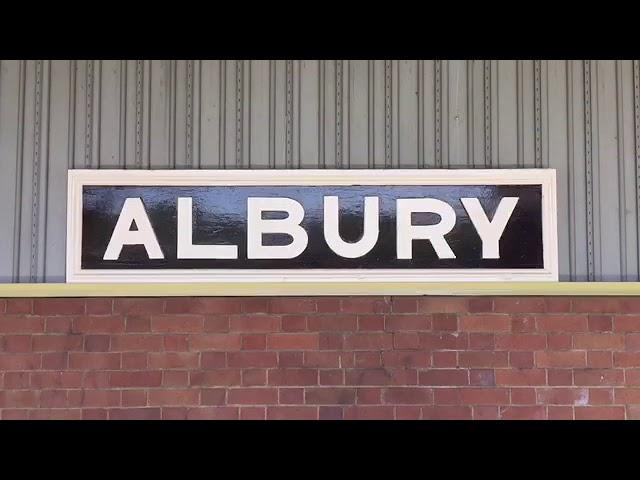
[{"x1": 66, "y1": 170, "x2": 558, "y2": 283}]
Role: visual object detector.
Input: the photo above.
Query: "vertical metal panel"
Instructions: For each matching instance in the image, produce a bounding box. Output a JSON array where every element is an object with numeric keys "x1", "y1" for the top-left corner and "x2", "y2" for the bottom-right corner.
[
  {"x1": 0, "y1": 60, "x2": 22, "y2": 281},
  {"x1": 44, "y1": 60, "x2": 71, "y2": 282},
  {"x1": 2, "y1": 59, "x2": 640, "y2": 282},
  {"x1": 447, "y1": 60, "x2": 468, "y2": 167}
]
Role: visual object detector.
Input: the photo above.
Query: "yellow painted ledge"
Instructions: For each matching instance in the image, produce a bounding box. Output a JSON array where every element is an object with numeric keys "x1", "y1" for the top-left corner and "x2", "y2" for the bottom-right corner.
[{"x1": 2, "y1": 282, "x2": 640, "y2": 297}]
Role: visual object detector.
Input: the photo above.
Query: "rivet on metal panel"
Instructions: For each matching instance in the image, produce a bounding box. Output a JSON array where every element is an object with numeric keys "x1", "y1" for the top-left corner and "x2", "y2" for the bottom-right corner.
[
  {"x1": 484, "y1": 60, "x2": 491, "y2": 167},
  {"x1": 368, "y1": 60, "x2": 375, "y2": 168},
  {"x1": 384, "y1": 60, "x2": 392, "y2": 168},
  {"x1": 186, "y1": 60, "x2": 194, "y2": 168},
  {"x1": 534, "y1": 60, "x2": 542, "y2": 168},
  {"x1": 584, "y1": 60, "x2": 595, "y2": 281},
  {"x1": 435, "y1": 60, "x2": 442, "y2": 168},
  {"x1": 336, "y1": 60, "x2": 343, "y2": 169},
  {"x1": 236, "y1": 60, "x2": 244, "y2": 168},
  {"x1": 135, "y1": 60, "x2": 143, "y2": 169},
  {"x1": 634, "y1": 60, "x2": 640, "y2": 279},
  {"x1": 417, "y1": 60, "x2": 425, "y2": 169},
  {"x1": 269, "y1": 60, "x2": 276, "y2": 169},
  {"x1": 84, "y1": 60, "x2": 94, "y2": 169},
  {"x1": 30, "y1": 60, "x2": 43, "y2": 282}
]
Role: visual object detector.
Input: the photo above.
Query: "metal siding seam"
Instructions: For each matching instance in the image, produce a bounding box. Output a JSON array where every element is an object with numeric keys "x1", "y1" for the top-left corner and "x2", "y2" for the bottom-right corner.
[
  {"x1": 335, "y1": 60, "x2": 343, "y2": 168},
  {"x1": 516, "y1": 60, "x2": 524, "y2": 167},
  {"x1": 236, "y1": 60, "x2": 244, "y2": 168},
  {"x1": 484, "y1": 60, "x2": 491, "y2": 167},
  {"x1": 384, "y1": 60, "x2": 391, "y2": 168},
  {"x1": 616, "y1": 60, "x2": 627, "y2": 279},
  {"x1": 584, "y1": 60, "x2": 595, "y2": 281},
  {"x1": 247, "y1": 61, "x2": 252, "y2": 168},
  {"x1": 197, "y1": 60, "x2": 203, "y2": 169},
  {"x1": 219, "y1": 61, "x2": 226, "y2": 169},
  {"x1": 467, "y1": 60, "x2": 474, "y2": 168},
  {"x1": 534, "y1": 60, "x2": 542, "y2": 167},
  {"x1": 285, "y1": 60, "x2": 293, "y2": 168},
  {"x1": 39, "y1": 61, "x2": 51, "y2": 280},
  {"x1": 269, "y1": 60, "x2": 276, "y2": 169},
  {"x1": 187, "y1": 59, "x2": 194, "y2": 168},
  {"x1": 95, "y1": 61, "x2": 102, "y2": 168},
  {"x1": 68, "y1": 61, "x2": 76, "y2": 168},
  {"x1": 30, "y1": 60, "x2": 43, "y2": 281},
  {"x1": 168, "y1": 60, "x2": 176, "y2": 168},
  {"x1": 297, "y1": 61, "x2": 301, "y2": 168},
  {"x1": 417, "y1": 60, "x2": 425, "y2": 168},
  {"x1": 345, "y1": 60, "x2": 350, "y2": 168},
  {"x1": 318, "y1": 60, "x2": 325, "y2": 169},
  {"x1": 368, "y1": 60, "x2": 375, "y2": 168},
  {"x1": 435, "y1": 60, "x2": 442, "y2": 167},
  {"x1": 634, "y1": 59, "x2": 640, "y2": 280},
  {"x1": 13, "y1": 61, "x2": 26, "y2": 281},
  {"x1": 84, "y1": 60, "x2": 94, "y2": 168},
  {"x1": 118, "y1": 60, "x2": 127, "y2": 167},
  {"x1": 566, "y1": 60, "x2": 576, "y2": 280},
  {"x1": 135, "y1": 60, "x2": 143, "y2": 169}
]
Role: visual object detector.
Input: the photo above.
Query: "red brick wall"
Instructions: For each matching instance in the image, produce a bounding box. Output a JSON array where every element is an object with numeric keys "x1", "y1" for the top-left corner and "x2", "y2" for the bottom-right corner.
[{"x1": 1, "y1": 296, "x2": 640, "y2": 420}]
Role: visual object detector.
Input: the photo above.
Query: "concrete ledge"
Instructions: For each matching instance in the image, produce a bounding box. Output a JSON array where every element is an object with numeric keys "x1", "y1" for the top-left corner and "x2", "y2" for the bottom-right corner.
[{"x1": 2, "y1": 282, "x2": 640, "y2": 297}]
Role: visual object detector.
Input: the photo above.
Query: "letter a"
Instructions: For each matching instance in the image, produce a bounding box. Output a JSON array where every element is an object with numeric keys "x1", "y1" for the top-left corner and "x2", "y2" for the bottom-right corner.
[{"x1": 103, "y1": 198, "x2": 164, "y2": 260}]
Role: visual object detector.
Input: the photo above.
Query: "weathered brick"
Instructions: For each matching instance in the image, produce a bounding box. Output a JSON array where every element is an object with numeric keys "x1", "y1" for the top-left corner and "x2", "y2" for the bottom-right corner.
[
  {"x1": 188, "y1": 333, "x2": 241, "y2": 351},
  {"x1": 186, "y1": 407, "x2": 238, "y2": 420},
  {"x1": 267, "y1": 406, "x2": 317, "y2": 420},
  {"x1": 573, "y1": 369, "x2": 625, "y2": 386},
  {"x1": 227, "y1": 388, "x2": 278, "y2": 405},
  {"x1": 190, "y1": 370, "x2": 241, "y2": 387},
  {"x1": 574, "y1": 406, "x2": 625, "y2": 419},
  {"x1": 165, "y1": 298, "x2": 241, "y2": 314},
  {"x1": 535, "y1": 351, "x2": 586, "y2": 368},
  {"x1": 458, "y1": 351, "x2": 508, "y2": 368},
  {"x1": 340, "y1": 297, "x2": 390, "y2": 314},
  {"x1": 613, "y1": 315, "x2": 640, "y2": 332},
  {"x1": 390, "y1": 297, "x2": 418, "y2": 314},
  {"x1": 493, "y1": 297, "x2": 546, "y2": 314},
  {"x1": 460, "y1": 315, "x2": 511, "y2": 332},
  {"x1": 85, "y1": 299, "x2": 113, "y2": 315},
  {"x1": 573, "y1": 334, "x2": 625, "y2": 350},
  {"x1": 113, "y1": 299, "x2": 165, "y2": 315},
  {"x1": 267, "y1": 333, "x2": 319, "y2": 350},
  {"x1": 495, "y1": 334, "x2": 546, "y2": 351},
  {"x1": 500, "y1": 406, "x2": 546, "y2": 420},
  {"x1": 347, "y1": 368, "x2": 417, "y2": 386},
  {"x1": 308, "y1": 315, "x2": 357, "y2": 332},
  {"x1": 109, "y1": 408, "x2": 161, "y2": 420},
  {"x1": 357, "y1": 314, "x2": 385, "y2": 331},
  {"x1": 151, "y1": 315, "x2": 204, "y2": 333},
  {"x1": 383, "y1": 387, "x2": 433, "y2": 405},
  {"x1": 343, "y1": 406, "x2": 395, "y2": 419},
  {"x1": 109, "y1": 371, "x2": 162, "y2": 388},
  {"x1": 418, "y1": 369, "x2": 468, "y2": 386},
  {"x1": 229, "y1": 314, "x2": 280, "y2": 332},
  {"x1": 344, "y1": 333, "x2": 393, "y2": 350},
  {"x1": 495, "y1": 369, "x2": 546, "y2": 386},
  {"x1": 241, "y1": 334, "x2": 266, "y2": 350},
  {"x1": 418, "y1": 298, "x2": 468, "y2": 313},
  {"x1": 305, "y1": 387, "x2": 356, "y2": 405},
  {"x1": 268, "y1": 368, "x2": 318, "y2": 386},
  {"x1": 0, "y1": 316, "x2": 44, "y2": 333},
  {"x1": 536, "y1": 315, "x2": 588, "y2": 332},
  {"x1": 34, "y1": 299, "x2": 85, "y2": 315},
  {"x1": 269, "y1": 298, "x2": 316, "y2": 314}
]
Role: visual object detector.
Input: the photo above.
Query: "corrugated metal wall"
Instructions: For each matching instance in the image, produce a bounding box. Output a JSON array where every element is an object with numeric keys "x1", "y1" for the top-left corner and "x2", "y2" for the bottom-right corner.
[{"x1": 0, "y1": 60, "x2": 639, "y2": 282}]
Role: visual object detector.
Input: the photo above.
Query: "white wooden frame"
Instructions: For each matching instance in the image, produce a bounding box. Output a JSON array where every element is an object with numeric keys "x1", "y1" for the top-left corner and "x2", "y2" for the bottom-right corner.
[{"x1": 66, "y1": 169, "x2": 558, "y2": 283}]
